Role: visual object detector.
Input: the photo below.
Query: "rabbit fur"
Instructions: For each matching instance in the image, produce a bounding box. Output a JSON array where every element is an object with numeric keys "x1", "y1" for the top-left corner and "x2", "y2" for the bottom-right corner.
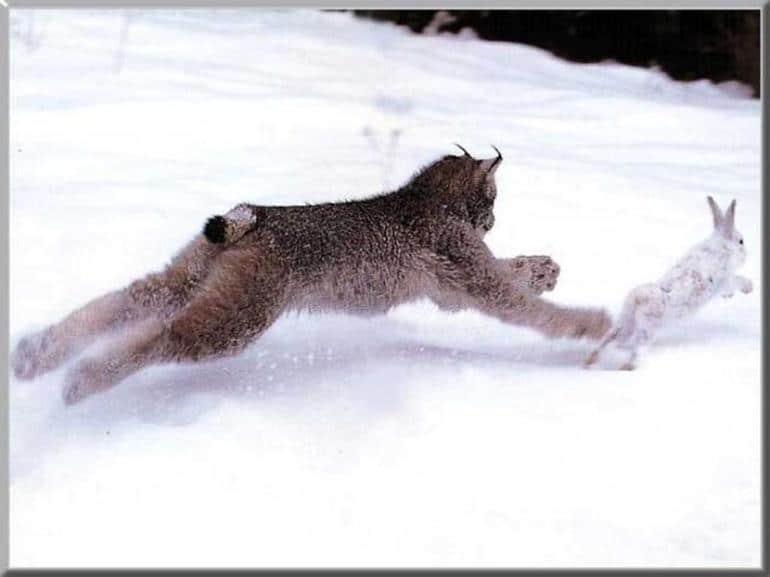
[{"x1": 585, "y1": 196, "x2": 752, "y2": 370}]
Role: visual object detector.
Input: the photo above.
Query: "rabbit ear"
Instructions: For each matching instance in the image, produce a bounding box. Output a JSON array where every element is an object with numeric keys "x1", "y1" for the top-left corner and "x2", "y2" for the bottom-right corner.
[
  {"x1": 707, "y1": 196, "x2": 723, "y2": 230},
  {"x1": 723, "y1": 199, "x2": 736, "y2": 235}
]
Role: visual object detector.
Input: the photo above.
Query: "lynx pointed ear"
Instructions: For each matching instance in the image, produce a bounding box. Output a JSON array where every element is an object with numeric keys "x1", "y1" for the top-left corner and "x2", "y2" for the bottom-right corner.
[
  {"x1": 453, "y1": 143, "x2": 473, "y2": 159},
  {"x1": 723, "y1": 199, "x2": 736, "y2": 234},
  {"x1": 707, "y1": 196, "x2": 723, "y2": 230},
  {"x1": 479, "y1": 145, "x2": 502, "y2": 176}
]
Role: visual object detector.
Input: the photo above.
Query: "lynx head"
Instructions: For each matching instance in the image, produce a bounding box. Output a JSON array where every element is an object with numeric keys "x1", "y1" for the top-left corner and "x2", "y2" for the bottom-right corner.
[{"x1": 411, "y1": 144, "x2": 503, "y2": 236}]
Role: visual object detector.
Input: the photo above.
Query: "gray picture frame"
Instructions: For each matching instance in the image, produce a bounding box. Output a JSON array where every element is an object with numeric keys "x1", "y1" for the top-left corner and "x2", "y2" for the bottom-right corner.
[{"x1": 1, "y1": 3, "x2": 766, "y2": 574}]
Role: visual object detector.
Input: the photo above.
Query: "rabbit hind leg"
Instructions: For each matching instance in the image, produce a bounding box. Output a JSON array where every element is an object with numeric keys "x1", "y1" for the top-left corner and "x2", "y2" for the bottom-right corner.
[
  {"x1": 584, "y1": 327, "x2": 620, "y2": 368},
  {"x1": 616, "y1": 285, "x2": 666, "y2": 370},
  {"x1": 584, "y1": 286, "x2": 647, "y2": 369}
]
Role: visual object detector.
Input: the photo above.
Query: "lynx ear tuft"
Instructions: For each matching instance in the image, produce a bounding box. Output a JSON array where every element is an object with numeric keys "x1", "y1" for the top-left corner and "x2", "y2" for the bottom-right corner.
[
  {"x1": 479, "y1": 146, "x2": 502, "y2": 176},
  {"x1": 453, "y1": 143, "x2": 473, "y2": 159},
  {"x1": 203, "y1": 215, "x2": 228, "y2": 244}
]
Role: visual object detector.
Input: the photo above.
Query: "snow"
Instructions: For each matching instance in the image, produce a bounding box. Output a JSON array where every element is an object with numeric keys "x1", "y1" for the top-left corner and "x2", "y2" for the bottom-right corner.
[{"x1": 9, "y1": 9, "x2": 761, "y2": 568}]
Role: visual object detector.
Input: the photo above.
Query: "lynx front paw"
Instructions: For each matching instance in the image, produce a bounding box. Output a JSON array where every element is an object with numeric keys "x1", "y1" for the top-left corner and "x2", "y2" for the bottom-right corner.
[
  {"x1": 508, "y1": 255, "x2": 560, "y2": 295},
  {"x1": 11, "y1": 329, "x2": 60, "y2": 380}
]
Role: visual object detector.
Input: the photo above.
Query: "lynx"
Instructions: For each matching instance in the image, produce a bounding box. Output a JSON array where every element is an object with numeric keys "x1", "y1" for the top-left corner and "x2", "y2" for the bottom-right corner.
[{"x1": 12, "y1": 146, "x2": 611, "y2": 404}]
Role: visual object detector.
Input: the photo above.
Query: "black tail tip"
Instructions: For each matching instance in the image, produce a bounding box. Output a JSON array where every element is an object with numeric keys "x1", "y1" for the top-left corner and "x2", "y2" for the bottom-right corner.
[{"x1": 203, "y1": 215, "x2": 228, "y2": 244}]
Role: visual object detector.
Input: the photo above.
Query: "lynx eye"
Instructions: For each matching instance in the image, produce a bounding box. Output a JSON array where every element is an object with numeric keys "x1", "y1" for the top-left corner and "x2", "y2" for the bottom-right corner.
[{"x1": 739, "y1": 239, "x2": 744, "y2": 245}]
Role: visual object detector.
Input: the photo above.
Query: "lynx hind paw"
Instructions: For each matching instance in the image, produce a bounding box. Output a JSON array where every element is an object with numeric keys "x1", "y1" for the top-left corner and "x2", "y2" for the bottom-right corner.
[
  {"x1": 62, "y1": 373, "x2": 91, "y2": 406},
  {"x1": 62, "y1": 359, "x2": 112, "y2": 405},
  {"x1": 509, "y1": 255, "x2": 560, "y2": 294},
  {"x1": 11, "y1": 330, "x2": 59, "y2": 380}
]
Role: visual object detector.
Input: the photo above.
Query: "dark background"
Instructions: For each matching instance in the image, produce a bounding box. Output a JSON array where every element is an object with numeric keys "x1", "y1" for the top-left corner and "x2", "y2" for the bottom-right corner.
[{"x1": 352, "y1": 10, "x2": 760, "y2": 97}]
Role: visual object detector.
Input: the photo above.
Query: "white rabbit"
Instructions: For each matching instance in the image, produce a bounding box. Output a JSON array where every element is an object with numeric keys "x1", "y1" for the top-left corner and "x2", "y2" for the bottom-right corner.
[{"x1": 585, "y1": 196, "x2": 752, "y2": 370}]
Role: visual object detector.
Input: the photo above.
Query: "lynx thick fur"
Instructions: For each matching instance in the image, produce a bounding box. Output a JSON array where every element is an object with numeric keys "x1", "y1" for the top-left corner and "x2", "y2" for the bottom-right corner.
[{"x1": 12, "y1": 147, "x2": 611, "y2": 404}]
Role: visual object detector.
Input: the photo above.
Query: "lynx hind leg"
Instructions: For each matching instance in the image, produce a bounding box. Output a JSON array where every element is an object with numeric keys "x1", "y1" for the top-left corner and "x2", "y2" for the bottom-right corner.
[
  {"x1": 501, "y1": 255, "x2": 560, "y2": 295},
  {"x1": 12, "y1": 290, "x2": 142, "y2": 381},
  {"x1": 62, "y1": 247, "x2": 288, "y2": 405},
  {"x1": 12, "y1": 235, "x2": 221, "y2": 381}
]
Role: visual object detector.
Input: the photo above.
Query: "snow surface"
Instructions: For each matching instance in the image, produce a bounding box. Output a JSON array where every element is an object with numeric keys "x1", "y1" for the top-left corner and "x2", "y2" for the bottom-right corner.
[{"x1": 9, "y1": 9, "x2": 761, "y2": 568}]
